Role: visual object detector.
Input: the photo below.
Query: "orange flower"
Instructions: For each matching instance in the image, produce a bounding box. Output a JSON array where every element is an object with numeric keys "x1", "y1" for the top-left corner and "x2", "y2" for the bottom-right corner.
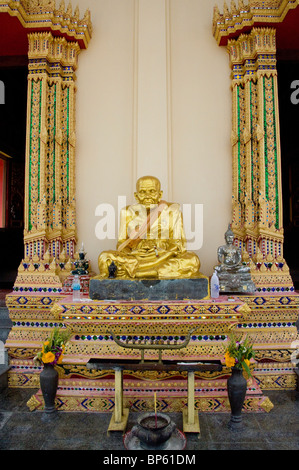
[
  {"x1": 243, "y1": 359, "x2": 250, "y2": 369},
  {"x1": 225, "y1": 351, "x2": 236, "y2": 368},
  {"x1": 42, "y1": 341, "x2": 50, "y2": 353},
  {"x1": 42, "y1": 351, "x2": 55, "y2": 363}
]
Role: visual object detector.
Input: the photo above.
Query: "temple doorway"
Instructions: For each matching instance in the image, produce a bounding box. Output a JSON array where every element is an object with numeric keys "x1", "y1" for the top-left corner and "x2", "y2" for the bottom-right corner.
[
  {"x1": 0, "y1": 64, "x2": 27, "y2": 288},
  {"x1": 277, "y1": 60, "x2": 299, "y2": 290}
]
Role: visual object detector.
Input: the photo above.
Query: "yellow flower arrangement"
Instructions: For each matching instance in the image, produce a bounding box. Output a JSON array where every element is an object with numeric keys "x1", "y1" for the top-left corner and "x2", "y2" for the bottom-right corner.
[
  {"x1": 224, "y1": 334, "x2": 255, "y2": 376},
  {"x1": 42, "y1": 351, "x2": 56, "y2": 363},
  {"x1": 35, "y1": 327, "x2": 71, "y2": 366},
  {"x1": 224, "y1": 351, "x2": 235, "y2": 368}
]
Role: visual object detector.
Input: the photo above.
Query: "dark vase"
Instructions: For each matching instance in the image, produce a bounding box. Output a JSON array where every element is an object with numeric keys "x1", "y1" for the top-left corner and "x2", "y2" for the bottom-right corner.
[
  {"x1": 227, "y1": 366, "x2": 247, "y2": 430},
  {"x1": 39, "y1": 363, "x2": 59, "y2": 418}
]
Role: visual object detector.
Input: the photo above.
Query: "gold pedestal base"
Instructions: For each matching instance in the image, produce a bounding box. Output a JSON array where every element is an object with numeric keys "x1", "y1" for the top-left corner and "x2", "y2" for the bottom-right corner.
[
  {"x1": 182, "y1": 370, "x2": 201, "y2": 435},
  {"x1": 182, "y1": 409, "x2": 200, "y2": 434},
  {"x1": 108, "y1": 408, "x2": 130, "y2": 435}
]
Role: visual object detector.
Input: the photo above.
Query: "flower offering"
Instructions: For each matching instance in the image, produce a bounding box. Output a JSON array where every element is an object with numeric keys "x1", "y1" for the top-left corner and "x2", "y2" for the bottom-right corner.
[
  {"x1": 224, "y1": 334, "x2": 255, "y2": 376},
  {"x1": 34, "y1": 327, "x2": 71, "y2": 366}
]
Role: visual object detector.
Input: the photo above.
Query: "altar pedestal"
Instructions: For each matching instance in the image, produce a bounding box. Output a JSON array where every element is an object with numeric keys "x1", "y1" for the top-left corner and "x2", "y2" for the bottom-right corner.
[
  {"x1": 4, "y1": 291, "x2": 298, "y2": 413},
  {"x1": 89, "y1": 276, "x2": 209, "y2": 301},
  {"x1": 25, "y1": 294, "x2": 276, "y2": 413}
]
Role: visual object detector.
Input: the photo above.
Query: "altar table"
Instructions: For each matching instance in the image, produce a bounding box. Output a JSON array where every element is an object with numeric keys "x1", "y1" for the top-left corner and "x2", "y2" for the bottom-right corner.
[{"x1": 87, "y1": 358, "x2": 222, "y2": 435}]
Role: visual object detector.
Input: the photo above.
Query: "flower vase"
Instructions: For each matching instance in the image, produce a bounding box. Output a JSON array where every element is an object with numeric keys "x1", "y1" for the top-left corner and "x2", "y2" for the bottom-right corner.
[
  {"x1": 39, "y1": 363, "x2": 59, "y2": 419},
  {"x1": 227, "y1": 366, "x2": 247, "y2": 430}
]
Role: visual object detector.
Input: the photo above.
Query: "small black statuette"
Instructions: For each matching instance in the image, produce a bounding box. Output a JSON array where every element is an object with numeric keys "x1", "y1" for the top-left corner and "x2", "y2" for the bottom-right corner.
[{"x1": 108, "y1": 261, "x2": 117, "y2": 278}]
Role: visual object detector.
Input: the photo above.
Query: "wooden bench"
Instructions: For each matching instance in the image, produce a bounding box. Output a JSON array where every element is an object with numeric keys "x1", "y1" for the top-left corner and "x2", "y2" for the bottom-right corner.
[{"x1": 87, "y1": 358, "x2": 222, "y2": 435}]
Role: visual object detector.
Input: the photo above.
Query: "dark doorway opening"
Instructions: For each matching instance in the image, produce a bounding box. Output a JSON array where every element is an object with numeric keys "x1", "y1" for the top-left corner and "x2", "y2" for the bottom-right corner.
[
  {"x1": 277, "y1": 60, "x2": 299, "y2": 290},
  {"x1": 0, "y1": 64, "x2": 27, "y2": 288}
]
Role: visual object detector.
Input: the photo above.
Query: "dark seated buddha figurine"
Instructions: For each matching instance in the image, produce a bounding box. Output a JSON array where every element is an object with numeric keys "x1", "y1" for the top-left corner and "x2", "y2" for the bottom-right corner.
[
  {"x1": 215, "y1": 224, "x2": 255, "y2": 294},
  {"x1": 96, "y1": 175, "x2": 201, "y2": 280}
]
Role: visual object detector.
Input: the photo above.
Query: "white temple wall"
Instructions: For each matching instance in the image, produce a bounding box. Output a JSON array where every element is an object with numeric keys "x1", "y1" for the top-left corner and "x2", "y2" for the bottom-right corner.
[{"x1": 75, "y1": 0, "x2": 231, "y2": 277}]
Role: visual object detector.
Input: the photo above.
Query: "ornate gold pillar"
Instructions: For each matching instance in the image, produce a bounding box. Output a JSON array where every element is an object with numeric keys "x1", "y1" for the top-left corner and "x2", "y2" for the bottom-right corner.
[
  {"x1": 229, "y1": 30, "x2": 283, "y2": 247},
  {"x1": 213, "y1": 2, "x2": 295, "y2": 293},
  {"x1": 17, "y1": 33, "x2": 80, "y2": 290},
  {"x1": 0, "y1": 0, "x2": 92, "y2": 292},
  {"x1": 24, "y1": 33, "x2": 79, "y2": 261}
]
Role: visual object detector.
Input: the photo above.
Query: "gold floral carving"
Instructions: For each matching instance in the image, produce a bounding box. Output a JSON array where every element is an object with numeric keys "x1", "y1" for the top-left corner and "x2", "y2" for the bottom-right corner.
[
  {"x1": 260, "y1": 397, "x2": 275, "y2": 412},
  {"x1": 27, "y1": 395, "x2": 41, "y2": 412}
]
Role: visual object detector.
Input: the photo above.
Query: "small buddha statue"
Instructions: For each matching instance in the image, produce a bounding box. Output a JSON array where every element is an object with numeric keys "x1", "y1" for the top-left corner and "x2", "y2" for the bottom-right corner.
[
  {"x1": 96, "y1": 175, "x2": 201, "y2": 279},
  {"x1": 215, "y1": 224, "x2": 255, "y2": 293},
  {"x1": 72, "y1": 243, "x2": 89, "y2": 275}
]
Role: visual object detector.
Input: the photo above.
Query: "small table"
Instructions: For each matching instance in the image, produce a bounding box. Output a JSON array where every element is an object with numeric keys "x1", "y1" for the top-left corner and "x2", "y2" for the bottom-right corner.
[{"x1": 86, "y1": 359, "x2": 222, "y2": 435}]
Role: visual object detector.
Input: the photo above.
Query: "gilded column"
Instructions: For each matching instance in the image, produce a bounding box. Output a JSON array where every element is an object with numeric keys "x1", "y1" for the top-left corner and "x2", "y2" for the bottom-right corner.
[
  {"x1": 227, "y1": 27, "x2": 293, "y2": 292},
  {"x1": 16, "y1": 32, "x2": 80, "y2": 291},
  {"x1": 230, "y1": 39, "x2": 245, "y2": 244}
]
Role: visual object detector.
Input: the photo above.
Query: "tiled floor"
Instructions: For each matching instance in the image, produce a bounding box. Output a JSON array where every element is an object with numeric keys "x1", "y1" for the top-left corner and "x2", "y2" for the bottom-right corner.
[{"x1": 0, "y1": 387, "x2": 298, "y2": 451}]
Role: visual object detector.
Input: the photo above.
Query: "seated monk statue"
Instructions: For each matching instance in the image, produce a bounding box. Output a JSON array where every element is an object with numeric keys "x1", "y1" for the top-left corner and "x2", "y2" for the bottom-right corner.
[
  {"x1": 215, "y1": 224, "x2": 255, "y2": 293},
  {"x1": 97, "y1": 175, "x2": 201, "y2": 279}
]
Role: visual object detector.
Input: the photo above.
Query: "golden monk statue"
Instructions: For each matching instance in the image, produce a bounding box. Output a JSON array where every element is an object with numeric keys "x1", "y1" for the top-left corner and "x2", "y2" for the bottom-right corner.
[{"x1": 97, "y1": 176, "x2": 201, "y2": 279}]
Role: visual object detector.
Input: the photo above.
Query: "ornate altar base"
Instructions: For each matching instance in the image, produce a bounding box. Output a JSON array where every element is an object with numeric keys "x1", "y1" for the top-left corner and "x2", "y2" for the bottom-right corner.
[
  {"x1": 26, "y1": 369, "x2": 273, "y2": 414},
  {"x1": 4, "y1": 291, "x2": 299, "y2": 413}
]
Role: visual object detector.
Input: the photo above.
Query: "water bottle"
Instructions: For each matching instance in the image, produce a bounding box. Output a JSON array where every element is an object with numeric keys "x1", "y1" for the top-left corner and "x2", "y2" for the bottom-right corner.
[
  {"x1": 72, "y1": 275, "x2": 81, "y2": 301},
  {"x1": 210, "y1": 271, "x2": 220, "y2": 299}
]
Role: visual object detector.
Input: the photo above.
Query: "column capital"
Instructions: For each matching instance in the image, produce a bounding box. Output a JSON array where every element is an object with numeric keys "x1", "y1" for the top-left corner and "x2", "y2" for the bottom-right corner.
[
  {"x1": 213, "y1": 0, "x2": 299, "y2": 47},
  {"x1": 0, "y1": 0, "x2": 92, "y2": 50}
]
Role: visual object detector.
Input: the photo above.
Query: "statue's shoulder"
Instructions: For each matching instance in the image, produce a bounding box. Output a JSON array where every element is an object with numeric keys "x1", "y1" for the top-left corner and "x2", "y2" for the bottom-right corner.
[
  {"x1": 164, "y1": 202, "x2": 182, "y2": 213},
  {"x1": 120, "y1": 203, "x2": 138, "y2": 211},
  {"x1": 119, "y1": 205, "x2": 130, "y2": 214},
  {"x1": 122, "y1": 203, "x2": 145, "y2": 215},
  {"x1": 129, "y1": 203, "x2": 143, "y2": 210}
]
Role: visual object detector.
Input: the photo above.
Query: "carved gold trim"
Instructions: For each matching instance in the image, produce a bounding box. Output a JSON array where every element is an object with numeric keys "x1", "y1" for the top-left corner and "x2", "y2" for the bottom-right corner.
[
  {"x1": 213, "y1": 0, "x2": 299, "y2": 46},
  {"x1": 0, "y1": 0, "x2": 92, "y2": 49}
]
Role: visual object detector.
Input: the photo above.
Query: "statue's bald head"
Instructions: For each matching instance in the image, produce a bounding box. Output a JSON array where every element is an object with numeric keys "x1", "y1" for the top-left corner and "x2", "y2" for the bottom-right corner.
[
  {"x1": 136, "y1": 175, "x2": 161, "y2": 192},
  {"x1": 135, "y1": 176, "x2": 163, "y2": 208}
]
